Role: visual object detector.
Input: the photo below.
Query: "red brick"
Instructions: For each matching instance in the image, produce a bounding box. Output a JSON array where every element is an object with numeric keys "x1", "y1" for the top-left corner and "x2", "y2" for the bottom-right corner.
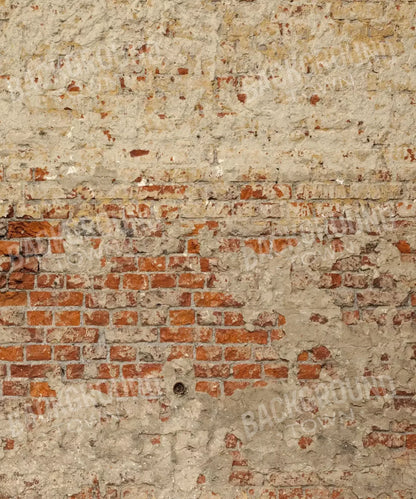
[
  {"x1": 66, "y1": 364, "x2": 84, "y2": 379},
  {"x1": 9, "y1": 272, "x2": 35, "y2": 289},
  {"x1": 244, "y1": 239, "x2": 270, "y2": 254},
  {"x1": 395, "y1": 240, "x2": 411, "y2": 253},
  {"x1": 110, "y1": 257, "x2": 137, "y2": 272},
  {"x1": 50, "y1": 239, "x2": 65, "y2": 254},
  {"x1": 160, "y1": 327, "x2": 194, "y2": 342},
  {"x1": 122, "y1": 363, "x2": 162, "y2": 378},
  {"x1": 138, "y1": 257, "x2": 166, "y2": 271},
  {"x1": 312, "y1": 346, "x2": 331, "y2": 360},
  {"x1": 0, "y1": 241, "x2": 19, "y2": 255},
  {"x1": 298, "y1": 364, "x2": 321, "y2": 380},
  {"x1": 113, "y1": 380, "x2": 139, "y2": 397},
  {"x1": 55, "y1": 311, "x2": 81, "y2": 326},
  {"x1": 187, "y1": 239, "x2": 200, "y2": 254},
  {"x1": 216, "y1": 328, "x2": 268, "y2": 344},
  {"x1": 47, "y1": 327, "x2": 99, "y2": 343},
  {"x1": 125, "y1": 203, "x2": 151, "y2": 218},
  {"x1": 178, "y1": 273, "x2": 205, "y2": 288},
  {"x1": 342, "y1": 310, "x2": 360, "y2": 325},
  {"x1": 84, "y1": 310, "x2": 110, "y2": 326},
  {"x1": 130, "y1": 149, "x2": 149, "y2": 157},
  {"x1": 196, "y1": 346, "x2": 222, "y2": 361},
  {"x1": 110, "y1": 346, "x2": 136, "y2": 361},
  {"x1": 3, "y1": 380, "x2": 28, "y2": 396},
  {"x1": 168, "y1": 256, "x2": 199, "y2": 271},
  {"x1": 224, "y1": 381, "x2": 250, "y2": 396},
  {"x1": 27, "y1": 310, "x2": 53, "y2": 325},
  {"x1": 151, "y1": 274, "x2": 176, "y2": 288},
  {"x1": 406, "y1": 434, "x2": 416, "y2": 449},
  {"x1": 319, "y1": 273, "x2": 342, "y2": 289},
  {"x1": 194, "y1": 363, "x2": 230, "y2": 378},
  {"x1": 264, "y1": 364, "x2": 289, "y2": 378},
  {"x1": 38, "y1": 274, "x2": 64, "y2": 288},
  {"x1": 11, "y1": 256, "x2": 39, "y2": 273},
  {"x1": 54, "y1": 345, "x2": 80, "y2": 361},
  {"x1": 363, "y1": 432, "x2": 405, "y2": 448},
  {"x1": 169, "y1": 309, "x2": 195, "y2": 325},
  {"x1": 224, "y1": 346, "x2": 251, "y2": 360},
  {"x1": 0, "y1": 346, "x2": 23, "y2": 361},
  {"x1": 233, "y1": 364, "x2": 261, "y2": 379},
  {"x1": 0, "y1": 292, "x2": 27, "y2": 306},
  {"x1": 167, "y1": 345, "x2": 193, "y2": 360},
  {"x1": 195, "y1": 381, "x2": 220, "y2": 398},
  {"x1": 26, "y1": 345, "x2": 51, "y2": 360},
  {"x1": 30, "y1": 291, "x2": 83, "y2": 307},
  {"x1": 66, "y1": 274, "x2": 91, "y2": 289},
  {"x1": 98, "y1": 364, "x2": 120, "y2": 379},
  {"x1": 113, "y1": 310, "x2": 138, "y2": 326},
  {"x1": 194, "y1": 292, "x2": 243, "y2": 308},
  {"x1": 8, "y1": 221, "x2": 61, "y2": 238},
  {"x1": 123, "y1": 274, "x2": 149, "y2": 290},
  {"x1": 93, "y1": 274, "x2": 120, "y2": 289},
  {"x1": 224, "y1": 312, "x2": 245, "y2": 326},
  {"x1": 11, "y1": 364, "x2": 58, "y2": 378},
  {"x1": 30, "y1": 381, "x2": 56, "y2": 397},
  {"x1": 273, "y1": 238, "x2": 298, "y2": 252}
]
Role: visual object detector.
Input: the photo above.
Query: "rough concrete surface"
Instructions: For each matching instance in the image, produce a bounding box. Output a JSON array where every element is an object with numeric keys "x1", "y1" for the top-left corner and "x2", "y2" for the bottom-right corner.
[{"x1": 0, "y1": 0, "x2": 415, "y2": 497}]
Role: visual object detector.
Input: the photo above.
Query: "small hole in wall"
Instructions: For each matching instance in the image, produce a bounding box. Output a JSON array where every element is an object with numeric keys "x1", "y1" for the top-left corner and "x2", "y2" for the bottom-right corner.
[{"x1": 173, "y1": 382, "x2": 187, "y2": 396}]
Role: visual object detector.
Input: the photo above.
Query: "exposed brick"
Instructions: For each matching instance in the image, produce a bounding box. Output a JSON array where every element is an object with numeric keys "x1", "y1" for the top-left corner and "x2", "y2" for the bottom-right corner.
[
  {"x1": 169, "y1": 309, "x2": 195, "y2": 325},
  {"x1": 298, "y1": 364, "x2": 321, "y2": 380},
  {"x1": 233, "y1": 364, "x2": 261, "y2": 379},
  {"x1": 195, "y1": 381, "x2": 220, "y2": 398}
]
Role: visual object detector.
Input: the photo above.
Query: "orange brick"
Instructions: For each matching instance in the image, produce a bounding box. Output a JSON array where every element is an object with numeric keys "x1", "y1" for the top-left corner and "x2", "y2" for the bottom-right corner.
[
  {"x1": 98, "y1": 364, "x2": 120, "y2": 379},
  {"x1": 151, "y1": 274, "x2": 176, "y2": 288},
  {"x1": 178, "y1": 273, "x2": 205, "y2": 288},
  {"x1": 264, "y1": 364, "x2": 289, "y2": 378},
  {"x1": 26, "y1": 345, "x2": 51, "y2": 360},
  {"x1": 224, "y1": 346, "x2": 251, "y2": 361},
  {"x1": 160, "y1": 327, "x2": 194, "y2": 342},
  {"x1": 54, "y1": 345, "x2": 80, "y2": 361},
  {"x1": 110, "y1": 346, "x2": 136, "y2": 361},
  {"x1": 66, "y1": 364, "x2": 84, "y2": 379},
  {"x1": 138, "y1": 257, "x2": 166, "y2": 271},
  {"x1": 55, "y1": 311, "x2": 81, "y2": 326},
  {"x1": 122, "y1": 363, "x2": 162, "y2": 378},
  {"x1": 123, "y1": 274, "x2": 149, "y2": 290},
  {"x1": 30, "y1": 381, "x2": 56, "y2": 397},
  {"x1": 194, "y1": 292, "x2": 243, "y2": 308},
  {"x1": 216, "y1": 328, "x2": 267, "y2": 345},
  {"x1": 50, "y1": 239, "x2": 65, "y2": 253},
  {"x1": 0, "y1": 292, "x2": 27, "y2": 306},
  {"x1": 83, "y1": 310, "x2": 110, "y2": 326},
  {"x1": 0, "y1": 241, "x2": 19, "y2": 256},
  {"x1": 298, "y1": 364, "x2": 321, "y2": 379},
  {"x1": 3, "y1": 380, "x2": 28, "y2": 396},
  {"x1": 169, "y1": 309, "x2": 195, "y2": 325},
  {"x1": 9, "y1": 273, "x2": 35, "y2": 290},
  {"x1": 27, "y1": 310, "x2": 53, "y2": 325},
  {"x1": 8, "y1": 221, "x2": 61, "y2": 238},
  {"x1": 0, "y1": 346, "x2": 23, "y2": 361},
  {"x1": 233, "y1": 364, "x2": 261, "y2": 379},
  {"x1": 195, "y1": 381, "x2": 220, "y2": 398},
  {"x1": 196, "y1": 346, "x2": 222, "y2": 361},
  {"x1": 224, "y1": 381, "x2": 250, "y2": 396},
  {"x1": 113, "y1": 310, "x2": 138, "y2": 326},
  {"x1": 244, "y1": 239, "x2": 270, "y2": 254}
]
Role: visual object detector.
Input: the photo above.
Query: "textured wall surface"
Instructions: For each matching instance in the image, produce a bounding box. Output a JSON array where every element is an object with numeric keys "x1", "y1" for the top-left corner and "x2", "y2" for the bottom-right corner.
[{"x1": 0, "y1": 0, "x2": 415, "y2": 497}]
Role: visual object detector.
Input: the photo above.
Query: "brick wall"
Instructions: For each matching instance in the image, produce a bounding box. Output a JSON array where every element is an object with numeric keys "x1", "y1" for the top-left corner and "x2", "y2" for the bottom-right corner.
[{"x1": 0, "y1": 0, "x2": 415, "y2": 497}]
